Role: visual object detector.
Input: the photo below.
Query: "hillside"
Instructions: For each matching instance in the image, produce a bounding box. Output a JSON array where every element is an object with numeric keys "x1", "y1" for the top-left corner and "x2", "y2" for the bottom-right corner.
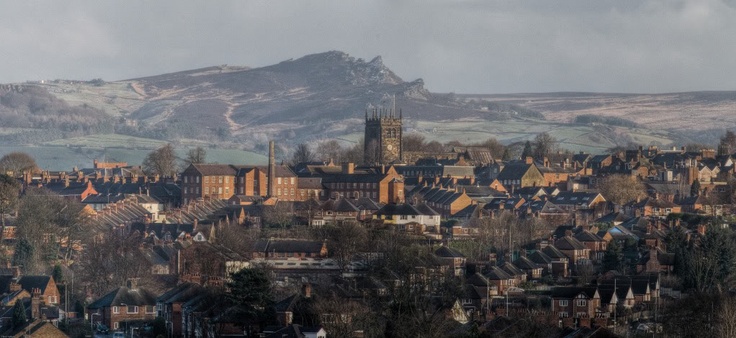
[{"x1": 1, "y1": 51, "x2": 736, "y2": 170}]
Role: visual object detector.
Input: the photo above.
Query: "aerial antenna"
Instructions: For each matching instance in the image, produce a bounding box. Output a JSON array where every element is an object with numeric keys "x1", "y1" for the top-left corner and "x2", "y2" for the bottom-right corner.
[{"x1": 392, "y1": 93, "x2": 396, "y2": 117}]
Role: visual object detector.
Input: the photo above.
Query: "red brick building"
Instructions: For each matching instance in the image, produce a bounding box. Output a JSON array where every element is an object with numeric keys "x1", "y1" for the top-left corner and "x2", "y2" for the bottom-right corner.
[{"x1": 87, "y1": 280, "x2": 158, "y2": 332}]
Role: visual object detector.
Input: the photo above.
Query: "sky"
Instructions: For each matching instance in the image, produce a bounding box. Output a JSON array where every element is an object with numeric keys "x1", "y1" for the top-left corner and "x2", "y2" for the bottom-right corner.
[{"x1": 2, "y1": 0, "x2": 736, "y2": 94}]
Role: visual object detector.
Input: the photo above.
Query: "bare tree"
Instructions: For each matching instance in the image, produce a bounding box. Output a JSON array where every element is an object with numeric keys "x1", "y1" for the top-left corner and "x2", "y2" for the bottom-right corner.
[
  {"x1": 313, "y1": 221, "x2": 367, "y2": 270},
  {"x1": 478, "y1": 137, "x2": 506, "y2": 158},
  {"x1": 718, "y1": 294, "x2": 736, "y2": 338},
  {"x1": 720, "y1": 130, "x2": 736, "y2": 155},
  {"x1": 597, "y1": 174, "x2": 646, "y2": 208},
  {"x1": 316, "y1": 140, "x2": 343, "y2": 162},
  {"x1": 532, "y1": 132, "x2": 558, "y2": 159},
  {"x1": 142, "y1": 143, "x2": 178, "y2": 177},
  {"x1": 262, "y1": 202, "x2": 294, "y2": 229},
  {"x1": 341, "y1": 142, "x2": 364, "y2": 164},
  {"x1": 185, "y1": 146, "x2": 207, "y2": 165},
  {"x1": 0, "y1": 174, "x2": 20, "y2": 241},
  {"x1": 76, "y1": 231, "x2": 151, "y2": 298},
  {"x1": 424, "y1": 141, "x2": 445, "y2": 155},
  {"x1": 291, "y1": 143, "x2": 315, "y2": 165},
  {"x1": 402, "y1": 133, "x2": 426, "y2": 152},
  {"x1": 0, "y1": 152, "x2": 38, "y2": 175}
]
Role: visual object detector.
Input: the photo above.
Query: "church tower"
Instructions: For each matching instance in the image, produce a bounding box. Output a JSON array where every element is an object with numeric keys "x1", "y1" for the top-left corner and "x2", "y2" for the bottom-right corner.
[{"x1": 364, "y1": 108, "x2": 402, "y2": 164}]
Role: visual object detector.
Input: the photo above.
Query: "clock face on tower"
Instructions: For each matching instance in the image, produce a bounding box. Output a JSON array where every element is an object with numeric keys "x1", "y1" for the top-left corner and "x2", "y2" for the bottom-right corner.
[{"x1": 387, "y1": 144, "x2": 393, "y2": 151}]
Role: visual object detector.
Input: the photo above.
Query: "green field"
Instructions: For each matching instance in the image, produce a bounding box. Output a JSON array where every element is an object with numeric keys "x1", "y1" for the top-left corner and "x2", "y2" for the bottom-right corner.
[
  {"x1": 43, "y1": 133, "x2": 169, "y2": 149},
  {"x1": 0, "y1": 145, "x2": 267, "y2": 171}
]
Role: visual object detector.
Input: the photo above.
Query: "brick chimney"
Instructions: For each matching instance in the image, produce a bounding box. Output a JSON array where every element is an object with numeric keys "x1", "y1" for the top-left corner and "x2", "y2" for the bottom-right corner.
[
  {"x1": 268, "y1": 141, "x2": 275, "y2": 197},
  {"x1": 31, "y1": 288, "x2": 41, "y2": 319},
  {"x1": 302, "y1": 283, "x2": 312, "y2": 298},
  {"x1": 342, "y1": 162, "x2": 355, "y2": 174},
  {"x1": 126, "y1": 278, "x2": 138, "y2": 289},
  {"x1": 525, "y1": 156, "x2": 533, "y2": 165}
]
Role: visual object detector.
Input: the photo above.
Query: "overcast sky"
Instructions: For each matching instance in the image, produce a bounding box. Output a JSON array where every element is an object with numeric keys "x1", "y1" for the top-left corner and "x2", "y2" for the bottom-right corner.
[{"x1": 2, "y1": 0, "x2": 736, "y2": 94}]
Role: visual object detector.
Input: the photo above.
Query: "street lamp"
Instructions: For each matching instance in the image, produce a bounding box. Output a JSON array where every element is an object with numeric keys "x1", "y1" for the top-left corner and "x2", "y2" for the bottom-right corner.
[{"x1": 90, "y1": 313, "x2": 101, "y2": 332}]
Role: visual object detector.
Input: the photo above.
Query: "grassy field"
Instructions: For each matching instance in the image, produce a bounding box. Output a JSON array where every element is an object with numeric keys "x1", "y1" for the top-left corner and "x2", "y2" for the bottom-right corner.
[
  {"x1": 43, "y1": 133, "x2": 169, "y2": 149},
  {"x1": 0, "y1": 145, "x2": 267, "y2": 171}
]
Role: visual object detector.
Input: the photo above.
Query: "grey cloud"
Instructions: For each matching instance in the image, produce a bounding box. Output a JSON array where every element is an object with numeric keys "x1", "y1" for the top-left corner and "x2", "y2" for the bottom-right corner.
[{"x1": 1, "y1": 0, "x2": 735, "y2": 93}]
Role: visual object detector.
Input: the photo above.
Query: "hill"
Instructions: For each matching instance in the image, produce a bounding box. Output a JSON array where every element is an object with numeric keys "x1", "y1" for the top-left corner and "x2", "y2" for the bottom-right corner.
[{"x1": 1, "y1": 51, "x2": 736, "y2": 169}]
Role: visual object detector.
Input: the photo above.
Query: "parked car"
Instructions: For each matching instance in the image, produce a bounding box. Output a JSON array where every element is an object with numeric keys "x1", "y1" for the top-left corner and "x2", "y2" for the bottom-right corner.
[
  {"x1": 96, "y1": 324, "x2": 109, "y2": 335},
  {"x1": 112, "y1": 331, "x2": 125, "y2": 338}
]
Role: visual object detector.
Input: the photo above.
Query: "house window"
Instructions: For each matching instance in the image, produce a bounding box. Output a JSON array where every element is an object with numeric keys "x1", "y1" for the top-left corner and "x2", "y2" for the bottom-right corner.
[
  {"x1": 225, "y1": 176, "x2": 229, "y2": 183},
  {"x1": 128, "y1": 306, "x2": 139, "y2": 314},
  {"x1": 146, "y1": 305, "x2": 155, "y2": 314},
  {"x1": 114, "y1": 322, "x2": 119, "y2": 330},
  {"x1": 204, "y1": 176, "x2": 209, "y2": 183},
  {"x1": 290, "y1": 177, "x2": 295, "y2": 184},
  {"x1": 559, "y1": 300, "x2": 568, "y2": 307},
  {"x1": 205, "y1": 187, "x2": 209, "y2": 194},
  {"x1": 48, "y1": 296, "x2": 57, "y2": 304},
  {"x1": 400, "y1": 215, "x2": 408, "y2": 220},
  {"x1": 558, "y1": 312, "x2": 569, "y2": 318},
  {"x1": 184, "y1": 176, "x2": 188, "y2": 183},
  {"x1": 576, "y1": 299, "x2": 586, "y2": 307},
  {"x1": 113, "y1": 306, "x2": 119, "y2": 314},
  {"x1": 218, "y1": 187, "x2": 222, "y2": 194},
  {"x1": 278, "y1": 177, "x2": 282, "y2": 184},
  {"x1": 196, "y1": 176, "x2": 200, "y2": 183},
  {"x1": 219, "y1": 176, "x2": 223, "y2": 184}
]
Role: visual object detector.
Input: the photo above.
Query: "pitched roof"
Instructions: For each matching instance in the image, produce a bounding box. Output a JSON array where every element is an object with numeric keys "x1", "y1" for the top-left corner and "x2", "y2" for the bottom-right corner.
[
  {"x1": 87, "y1": 286, "x2": 158, "y2": 309},
  {"x1": 551, "y1": 286, "x2": 598, "y2": 299},
  {"x1": 253, "y1": 239, "x2": 325, "y2": 254},
  {"x1": 485, "y1": 266, "x2": 512, "y2": 281},
  {"x1": 554, "y1": 236, "x2": 587, "y2": 251},
  {"x1": 17, "y1": 276, "x2": 54, "y2": 294},
  {"x1": 434, "y1": 246, "x2": 465, "y2": 258}
]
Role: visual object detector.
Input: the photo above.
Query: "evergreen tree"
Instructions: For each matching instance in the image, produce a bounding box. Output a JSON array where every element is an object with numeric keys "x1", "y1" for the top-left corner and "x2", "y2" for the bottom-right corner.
[
  {"x1": 12, "y1": 238, "x2": 33, "y2": 270},
  {"x1": 501, "y1": 148, "x2": 511, "y2": 161},
  {"x1": 12, "y1": 300, "x2": 26, "y2": 329},
  {"x1": 52, "y1": 264, "x2": 63, "y2": 284},
  {"x1": 691, "y1": 179, "x2": 701, "y2": 197},
  {"x1": 521, "y1": 141, "x2": 533, "y2": 159},
  {"x1": 602, "y1": 240, "x2": 624, "y2": 273},
  {"x1": 226, "y1": 268, "x2": 275, "y2": 331}
]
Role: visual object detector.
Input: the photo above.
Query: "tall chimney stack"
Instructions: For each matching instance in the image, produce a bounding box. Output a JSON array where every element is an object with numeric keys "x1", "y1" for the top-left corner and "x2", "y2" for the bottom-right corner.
[{"x1": 268, "y1": 141, "x2": 275, "y2": 197}]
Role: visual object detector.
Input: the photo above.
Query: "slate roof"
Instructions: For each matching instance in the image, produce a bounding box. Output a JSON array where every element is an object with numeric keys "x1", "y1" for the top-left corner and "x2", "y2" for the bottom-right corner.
[
  {"x1": 375, "y1": 203, "x2": 434, "y2": 216},
  {"x1": 551, "y1": 286, "x2": 598, "y2": 299},
  {"x1": 574, "y1": 230, "x2": 604, "y2": 243},
  {"x1": 466, "y1": 273, "x2": 490, "y2": 287},
  {"x1": 434, "y1": 246, "x2": 465, "y2": 258},
  {"x1": 485, "y1": 266, "x2": 512, "y2": 281},
  {"x1": 253, "y1": 239, "x2": 325, "y2": 254},
  {"x1": 554, "y1": 236, "x2": 587, "y2": 251},
  {"x1": 496, "y1": 161, "x2": 535, "y2": 181},
  {"x1": 542, "y1": 245, "x2": 568, "y2": 260},
  {"x1": 17, "y1": 276, "x2": 54, "y2": 294},
  {"x1": 500, "y1": 262, "x2": 525, "y2": 277},
  {"x1": 512, "y1": 256, "x2": 540, "y2": 271},
  {"x1": 88, "y1": 286, "x2": 158, "y2": 309},
  {"x1": 320, "y1": 198, "x2": 359, "y2": 212},
  {"x1": 156, "y1": 283, "x2": 203, "y2": 304},
  {"x1": 550, "y1": 191, "x2": 604, "y2": 207},
  {"x1": 528, "y1": 250, "x2": 553, "y2": 265}
]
